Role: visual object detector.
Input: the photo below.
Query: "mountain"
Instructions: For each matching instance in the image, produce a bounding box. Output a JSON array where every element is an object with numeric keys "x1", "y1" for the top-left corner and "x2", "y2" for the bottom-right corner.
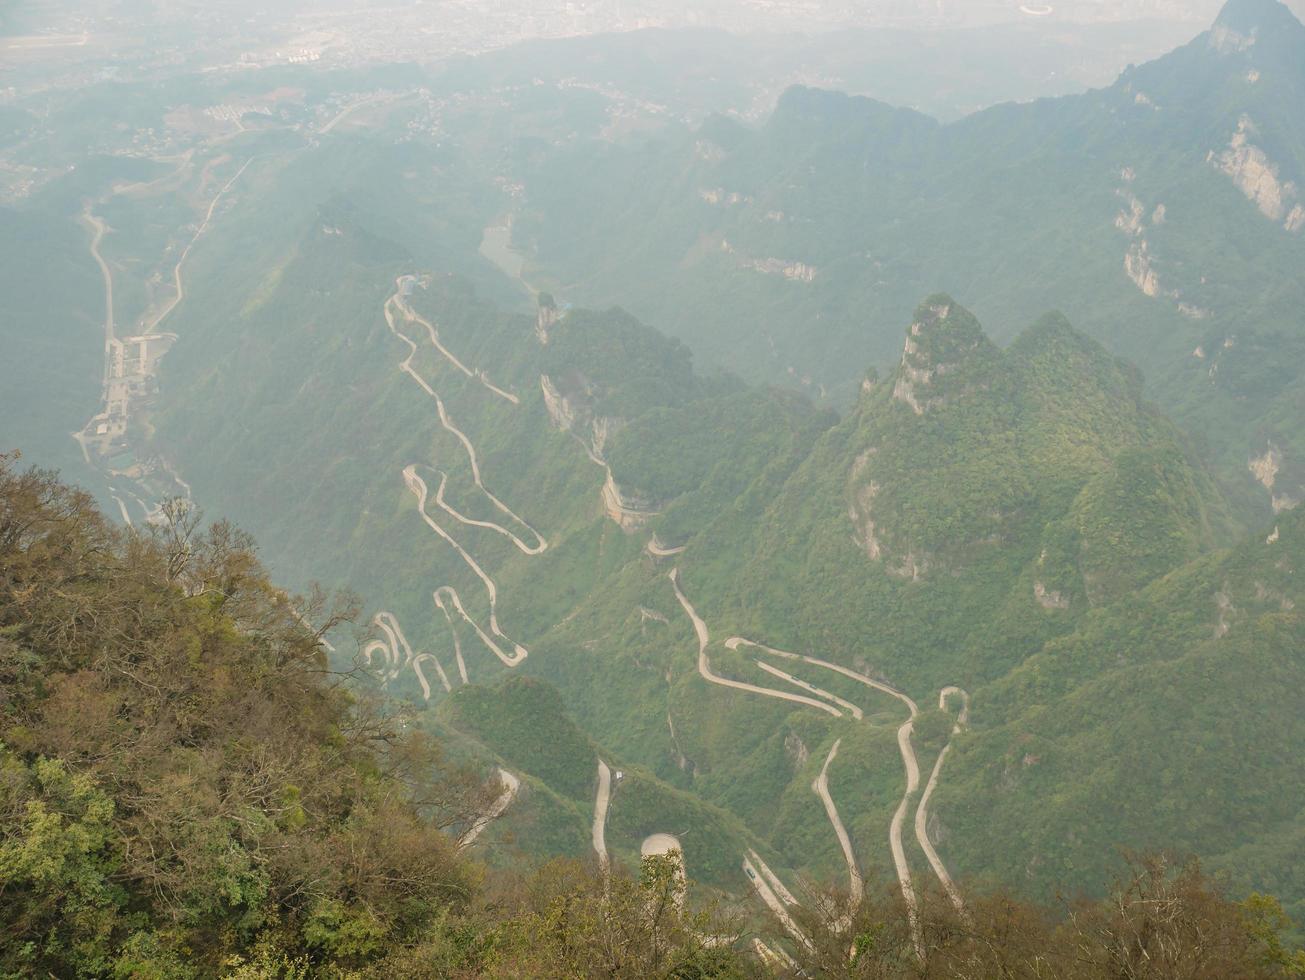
[
  {"x1": 129, "y1": 162, "x2": 1304, "y2": 924},
  {"x1": 5, "y1": 455, "x2": 1301, "y2": 980},
  {"x1": 4, "y1": 0, "x2": 1305, "y2": 963},
  {"x1": 515, "y1": 0, "x2": 1305, "y2": 523}
]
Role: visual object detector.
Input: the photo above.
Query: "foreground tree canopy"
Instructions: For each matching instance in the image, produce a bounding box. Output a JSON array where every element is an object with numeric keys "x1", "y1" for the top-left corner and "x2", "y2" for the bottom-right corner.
[{"x1": 1, "y1": 454, "x2": 1302, "y2": 978}]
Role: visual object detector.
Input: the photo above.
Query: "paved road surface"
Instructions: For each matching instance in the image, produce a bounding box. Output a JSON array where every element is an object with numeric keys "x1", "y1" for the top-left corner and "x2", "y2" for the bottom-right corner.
[
  {"x1": 592, "y1": 760, "x2": 612, "y2": 872},
  {"x1": 669, "y1": 571, "x2": 842, "y2": 718},
  {"x1": 914, "y1": 687, "x2": 970, "y2": 912},
  {"x1": 461, "y1": 768, "x2": 521, "y2": 847},
  {"x1": 813, "y1": 739, "x2": 863, "y2": 914}
]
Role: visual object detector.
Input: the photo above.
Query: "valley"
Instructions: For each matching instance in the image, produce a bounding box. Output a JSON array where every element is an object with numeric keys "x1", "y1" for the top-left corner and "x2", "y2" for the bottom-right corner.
[{"x1": 2, "y1": 0, "x2": 1305, "y2": 971}]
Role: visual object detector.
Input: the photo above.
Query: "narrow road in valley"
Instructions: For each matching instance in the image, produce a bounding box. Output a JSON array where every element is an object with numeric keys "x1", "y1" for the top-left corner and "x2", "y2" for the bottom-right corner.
[
  {"x1": 394, "y1": 279, "x2": 520, "y2": 404},
  {"x1": 385, "y1": 291, "x2": 545, "y2": 554},
  {"x1": 76, "y1": 157, "x2": 250, "y2": 515},
  {"x1": 83, "y1": 211, "x2": 115, "y2": 372},
  {"x1": 363, "y1": 611, "x2": 453, "y2": 698},
  {"x1": 593, "y1": 760, "x2": 612, "y2": 872},
  {"x1": 642, "y1": 834, "x2": 688, "y2": 912},
  {"x1": 744, "y1": 851, "x2": 810, "y2": 951},
  {"x1": 145, "y1": 157, "x2": 253, "y2": 336},
  {"x1": 755, "y1": 661, "x2": 864, "y2": 720},
  {"x1": 669, "y1": 570, "x2": 842, "y2": 718},
  {"x1": 914, "y1": 687, "x2": 970, "y2": 913},
  {"x1": 461, "y1": 768, "x2": 521, "y2": 847},
  {"x1": 813, "y1": 739, "x2": 863, "y2": 913},
  {"x1": 646, "y1": 535, "x2": 686, "y2": 557}
]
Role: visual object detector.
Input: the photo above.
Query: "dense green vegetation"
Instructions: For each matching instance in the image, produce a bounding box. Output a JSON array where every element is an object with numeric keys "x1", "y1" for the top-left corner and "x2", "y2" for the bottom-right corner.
[
  {"x1": 519, "y1": 0, "x2": 1305, "y2": 525},
  {"x1": 440, "y1": 676, "x2": 599, "y2": 801},
  {"x1": 6, "y1": 0, "x2": 1305, "y2": 964},
  {"x1": 4, "y1": 457, "x2": 1305, "y2": 977}
]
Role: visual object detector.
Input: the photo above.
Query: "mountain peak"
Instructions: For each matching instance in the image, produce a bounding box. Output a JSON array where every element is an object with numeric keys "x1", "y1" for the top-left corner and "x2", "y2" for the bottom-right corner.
[
  {"x1": 1210, "y1": 0, "x2": 1302, "y2": 50},
  {"x1": 890, "y1": 296, "x2": 996, "y2": 415}
]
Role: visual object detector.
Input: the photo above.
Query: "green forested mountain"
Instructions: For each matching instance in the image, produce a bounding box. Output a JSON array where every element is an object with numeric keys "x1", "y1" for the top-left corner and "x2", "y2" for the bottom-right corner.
[
  {"x1": 517, "y1": 0, "x2": 1305, "y2": 521},
  {"x1": 6, "y1": 456, "x2": 1305, "y2": 976},
  {"x1": 119, "y1": 152, "x2": 1305, "y2": 937},
  {"x1": 4, "y1": 0, "x2": 1305, "y2": 971}
]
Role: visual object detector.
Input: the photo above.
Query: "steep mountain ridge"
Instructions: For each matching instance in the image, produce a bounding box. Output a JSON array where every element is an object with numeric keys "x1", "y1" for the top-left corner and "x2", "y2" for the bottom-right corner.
[
  {"x1": 518, "y1": 0, "x2": 1305, "y2": 524},
  {"x1": 84, "y1": 179, "x2": 1305, "y2": 927},
  {"x1": 680, "y1": 297, "x2": 1231, "y2": 696}
]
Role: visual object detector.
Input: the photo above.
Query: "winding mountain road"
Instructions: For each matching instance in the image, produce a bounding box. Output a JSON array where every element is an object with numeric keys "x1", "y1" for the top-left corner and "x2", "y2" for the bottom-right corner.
[
  {"x1": 404, "y1": 468, "x2": 529, "y2": 668},
  {"x1": 385, "y1": 292, "x2": 546, "y2": 554},
  {"x1": 460, "y1": 768, "x2": 521, "y2": 847},
  {"x1": 669, "y1": 570, "x2": 842, "y2": 718},
  {"x1": 913, "y1": 687, "x2": 970, "y2": 913},
  {"x1": 744, "y1": 851, "x2": 811, "y2": 951},
  {"x1": 593, "y1": 759, "x2": 612, "y2": 872},
  {"x1": 720, "y1": 634, "x2": 971, "y2": 953},
  {"x1": 813, "y1": 739, "x2": 863, "y2": 913},
  {"x1": 363, "y1": 610, "x2": 453, "y2": 698},
  {"x1": 380, "y1": 277, "x2": 556, "y2": 682},
  {"x1": 393, "y1": 280, "x2": 520, "y2": 405},
  {"x1": 376, "y1": 279, "x2": 974, "y2": 959}
]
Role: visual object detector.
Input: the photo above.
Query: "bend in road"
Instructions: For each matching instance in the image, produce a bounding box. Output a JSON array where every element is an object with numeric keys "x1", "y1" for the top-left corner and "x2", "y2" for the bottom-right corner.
[
  {"x1": 669, "y1": 570, "x2": 842, "y2": 718},
  {"x1": 754, "y1": 660, "x2": 864, "y2": 720},
  {"x1": 913, "y1": 686, "x2": 970, "y2": 913},
  {"x1": 642, "y1": 833, "x2": 687, "y2": 912},
  {"x1": 743, "y1": 851, "x2": 811, "y2": 951},
  {"x1": 593, "y1": 760, "x2": 612, "y2": 872},
  {"x1": 646, "y1": 535, "x2": 686, "y2": 557},
  {"x1": 394, "y1": 279, "x2": 519, "y2": 405},
  {"x1": 813, "y1": 739, "x2": 863, "y2": 916},
  {"x1": 363, "y1": 611, "x2": 454, "y2": 699},
  {"x1": 461, "y1": 768, "x2": 521, "y2": 847}
]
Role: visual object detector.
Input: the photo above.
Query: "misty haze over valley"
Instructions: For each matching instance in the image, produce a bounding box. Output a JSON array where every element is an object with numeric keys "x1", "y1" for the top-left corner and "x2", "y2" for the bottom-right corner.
[{"x1": 3, "y1": 0, "x2": 1305, "y2": 975}]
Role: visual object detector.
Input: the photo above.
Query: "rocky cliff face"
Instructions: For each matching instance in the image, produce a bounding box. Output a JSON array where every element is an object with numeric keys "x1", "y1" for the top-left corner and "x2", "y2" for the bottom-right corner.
[
  {"x1": 845, "y1": 299, "x2": 1231, "y2": 590},
  {"x1": 890, "y1": 298, "x2": 997, "y2": 416},
  {"x1": 1212, "y1": 115, "x2": 1303, "y2": 232},
  {"x1": 539, "y1": 371, "x2": 659, "y2": 530}
]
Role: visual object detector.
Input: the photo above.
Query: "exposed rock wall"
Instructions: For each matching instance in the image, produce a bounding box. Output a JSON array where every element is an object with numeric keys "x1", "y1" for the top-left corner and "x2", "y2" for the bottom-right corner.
[{"x1": 1212, "y1": 116, "x2": 1303, "y2": 233}]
